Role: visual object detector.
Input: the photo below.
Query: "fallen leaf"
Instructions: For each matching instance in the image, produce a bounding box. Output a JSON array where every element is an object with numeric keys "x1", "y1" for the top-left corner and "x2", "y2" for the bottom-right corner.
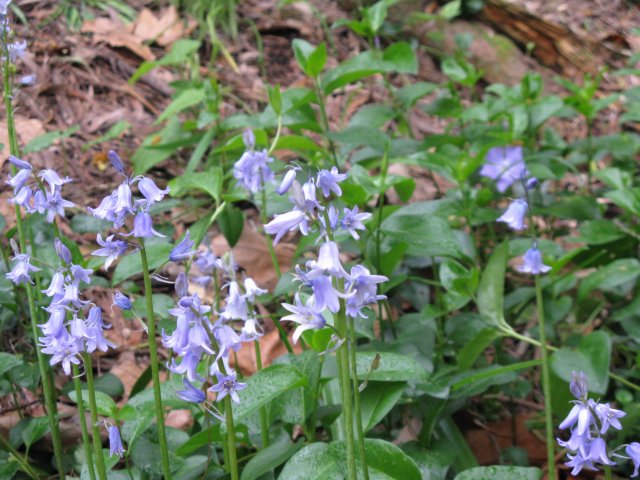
[
  {"x1": 0, "y1": 117, "x2": 45, "y2": 158},
  {"x1": 133, "y1": 7, "x2": 197, "y2": 47},
  {"x1": 81, "y1": 18, "x2": 155, "y2": 61}
]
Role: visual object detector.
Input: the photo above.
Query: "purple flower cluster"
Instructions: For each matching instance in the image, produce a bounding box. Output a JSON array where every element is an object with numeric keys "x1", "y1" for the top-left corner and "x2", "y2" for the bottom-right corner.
[
  {"x1": 38, "y1": 239, "x2": 114, "y2": 375},
  {"x1": 558, "y1": 371, "x2": 640, "y2": 476},
  {"x1": 89, "y1": 151, "x2": 170, "y2": 269},
  {"x1": 162, "y1": 252, "x2": 271, "y2": 405},
  {"x1": 265, "y1": 167, "x2": 387, "y2": 343},
  {"x1": 233, "y1": 129, "x2": 275, "y2": 194},
  {"x1": 6, "y1": 156, "x2": 75, "y2": 223},
  {"x1": 484, "y1": 149, "x2": 551, "y2": 275}
]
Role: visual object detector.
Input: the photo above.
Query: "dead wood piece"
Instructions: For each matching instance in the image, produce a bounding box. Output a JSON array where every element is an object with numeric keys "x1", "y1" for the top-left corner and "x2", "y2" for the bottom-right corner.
[{"x1": 477, "y1": 0, "x2": 610, "y2": 76}]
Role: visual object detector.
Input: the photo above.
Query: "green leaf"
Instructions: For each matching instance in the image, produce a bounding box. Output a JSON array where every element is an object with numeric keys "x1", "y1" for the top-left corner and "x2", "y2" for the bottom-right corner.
[
  {"x1": 476, "y1": 242, "x2": 508, "y2": 329},
  {"x1": 323, "y1": 352, "x2": 427, "y2": 382},
  {"x1": 458, "y1": 328, "x2": 499, "y2": 370},
  {"x1": 130, "y1": 39, "x2": 201, "y2": 83},
  {"x1": 441, "y1": 57, "x2": 467, "y2": 83},
  {"x1": 396, "y1": 82, "x2": 438, "y2": 108},
  {"x1": 576, "y1": 220, "x2": 624, "y2": 245},
  {"x1": 84, "y1": 120, "x2": 132, "y2": 150},
  {"x1": 551, "y1": 331, "x2": 611, "y2": 395},
  {"x1": 402, "y1": 443, "x2": 453, "y2": 480},
  {"x1": 21, "y1": 416, "x2": 50, "y2": 449},
  {"x1": 232, "y1": 364, "x2": 306, "y2": 424},
  {"x1": 23, "y1": 125, "x2": 80, "y2": 153},
  {"x1": 70, "y1": 214, "x2": 112, "y2": 234},
  {"x1": 119, "y1": 406, "x2": 154, "y2": 448},
  {"x1": 281, "y1": 439, "x2": 421, "y2": 480},
  {"x1": 69, "y1": 390, "x2": 117, "y2": 418},
  {"x1": 605, "y1": 188, "x2": 640, "y2": 215},
  {"x1": 307, "y1": 42, "x2": 327, "y2": 78},
  {"x1": 112, "y1": 243, "x2": 172, "y2": 286},
  {"x1": 0, "y1": 460, "x2": 19, "y2": 480},
  {"x1": 454, "y1": 466, "x2": 542, "y2": 480},
  {"x1": 129, "y1": 365, "x2": 152, "y2": 399},
  {"x1": 168, "y1": 167, "x2": 223, "y2": 202},
  {"x1": 157, "y1": 88, "x2": 205, "y2": 124},
  {"x1": 292, "y1": 39, "x2": 315, "y2": 74},
  {"x1": 382, "y1": 42, "x2": 417, "y2": 74},
  {"x1": 360, "y1": 381, "x2": 406, "y2": 432},
  {"x1": 240, "y1": 440, "x2": 305, "y2": 480},
  {"x1": 132, "y1": 117, "x2": 189, "y2": 174},
  {"x1": 94, "y1": 372, "x2": 125, "y2": 398},
  {"x1": 381, "y1": 206, "x2": 461, "y2": 258},
  {"x1": 217, "y1": 203, "x2": 244, "y2": 247},
  {"x1": 365, "y1": 1, "x2": 388, "y2": 33},
  {"x1": 578, "y1": 258, "x2": 640, "y2": 300},
  {"x1": 0, "y1": 353, "x2": 22, "y2": 377},
  {"x1": 127, "y1": 376, "x2": 190, "y2": 410},
  {"x1": 268, "y1": 84, "x2": 282, "y2": 116}
]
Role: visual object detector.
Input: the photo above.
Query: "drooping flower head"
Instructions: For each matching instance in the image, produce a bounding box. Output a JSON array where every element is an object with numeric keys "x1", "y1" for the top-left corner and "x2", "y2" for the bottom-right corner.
[
  {"x1": 497, "y1": 198, "x2": 528, "y2": 231},
  {"x1": 517, "y1": 244, "x2": 551, "y2": 275},
  {"x1": 108, "y1": 425, "x2": 125, "y2": 458}
]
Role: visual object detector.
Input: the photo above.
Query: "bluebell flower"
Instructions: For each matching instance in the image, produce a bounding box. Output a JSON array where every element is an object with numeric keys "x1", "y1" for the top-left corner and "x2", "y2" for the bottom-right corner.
[
  {"x1": 586, "y1": 437, "x2": 615, "y2": 466},
  {"x1": 108, "y1": 425, "x2": 125, "y2": 458},
  {"x1": 240, "y1": 318, "x2": 263, "y2": 342},
  {"x1": 39, "y1": 331, "x2": 80, "y2": 375},
  {"x1": 7, "y1": 39, "x2": 26, "y2": 62},
  {"x1": 54, "y1": 238, "x2": 72, "y2": 264},
  {"x1": 93, "y1": 234, "x2": 128, "y2": 270},
  {"x1": 6, "y1": 168, "x2": 31, "y2": 191},
  {"x1": 306, "y1": 241, "x2": 348, "y2": 279},
  {"x1": 570, "y1": 370, "x2": 589, "y2": 400},
  {"x1": 39, "y1": 169, "x2": 72, "y2": 195},
  {"x1": 627, "y1": 443, "x2": 640, "y2": 477},
  {"x1": 243, "y1": 129, "x2": 255, "y2": 149},
  {"x1": 497, "y1": 198, "x2": 528, "y2": 231},
  {"x1": 114, "y1": 183, "x2": 135, "y2": 217},
  {"x1": 0, "y1": 0, "x2": 12, "y2": 16},
  {"x1": 40, "y1": 305, "x2": 66, "y2": 337},
  {"x1": 214, "y1": 321, "x2": 242, "y2": 360},
  {"x1": 593, "y1": 401, "x2": 625, "y2": 434},
  {"x1": 264, "y1": 210, "x2": 309, "y2": 244},
  {"x1": 526, "y1": 177, "x2": 538, "y2": 190},
  {"x1": 345, "y1": 265, "x2": 387, "y2": 318},
  {"x1": 108, "y1": 150, "x2": 125, "y2": 175},
  {"x1": 341, "y1": 206, "x2": 371, "y2": 240},
  {"x1": 138, "y1": 177, "x2": 170, "y2": 206},
  {"x1": 221, "y1": 281, "x2": 248, "y2": 320},
  {"x1": 175, "y1": 272, "x2": 189, "y2": 298},
  {"x1": 169, "y1": 230, "x2": 196, "y2": 262},
  {"x1": 70, "y1": 265, "x2": 92, "y2": 285},
  {"x1": 132, "y1": 210, "x2": 165, "y2": 238},
  {"x1": 19, "y1": 74, "x2": 36, "y2": 86},
  {"x1": 113, "y1": 291, "x2": 132, "y2": 310},
  {"x1": 565, "y1": 449, "x2": 596, "y2": 476},
  {"x1": 8, "y1": 155, "x2": 31, "y2": 170},
  {"x1": 281, "y1": 293, "x2": 326, "y2": 344},
  {"x1": 277, "y1": 167, "x2": 298, "y2": 195},
  {"x1": 242, "y1": 278, "x2": 267, "y2": 302},
  {"x1": 8, "y1": 185, "x2": 32, "y2": 210},
  {"x1": 517, "y1": 245, "x2": 551, "y2": 275},
  {"x1": 209, "y1": 371, "x2": 246, "y2": 404},
  {"x1": 233, "y1": 149, "x2": 275, "y2": 193},
  {"x1": 316, "y1": 167, "x2": 347, "y2": 198},
  {"x1": 42, "y1": 271, "x2": 65, "y2": 298},
  {"x1": 169, "y1": 349, "x2": 205, "y2": 382},
  {"x1": 480, "y1": 146, "x2": 528, "y2": 192},
  {"x1": 88, "y1": 191, "x2": 119, "y2": 225},
  {"x1": 310, "y1": 275, "x2": 348, "y2": 313},
  {"x1": 37, "y1": 189, "x2": 75, "y2": 223},
  {"x1": 6, "y1": 253, "x2": 40, "y2": 285},
  {"x1": 176, "y1": 378, "x2": 206, "y2": 404}
]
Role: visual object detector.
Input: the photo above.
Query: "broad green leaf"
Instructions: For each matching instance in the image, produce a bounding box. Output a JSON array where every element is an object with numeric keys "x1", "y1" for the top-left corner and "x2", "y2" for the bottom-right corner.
[
  {"x1": 360, "y1": 381, "x2": 406, "y2": 432},
  {"x1": 576, "y1": 220, "x2": 624, "y2": 245},
  {"x1": 127, "y1": 376, "x2": 190, "y2": 409},
  {"x1": 156, "y1": 88, "x2": 205, "y2": 124},
  {"x1": 0, "y1": 353, "x2": 22, "y2": 377},
  {"x1": 454, "y1": 466, "x2": 542, "y2": 480},
  {"x1": 70, "y1": 214, "x2": 111, "y2": 234},
  {"x1": 130, "y1": 39, "x2": 201, "y2": 83},
  {"x1": 21, "y1": 416, "x2": 50, "y2": 449},
  {"x1": 476, "y1": 242, "x2": 508, "y2": 328},
  {"x1": 23, "y1": 125, "x2": 80, "y2": 153},
  {"x1": 279, "y1": 443, "x2": 341, "y2": 480},
  {"x1": 217, "y1": 203, "x2": 244, "y2": 248},
  {"x1": 240, "y1": 440, "x2": 305, "y2": 480},
  {"x1": 175, "y1": 425, "x2": 222, "y2": 457},
  {"x1": 323, "y1": 352, "x2": 427, "y2": 382},
  {"x1": 396, "y1": 82, "x2": 438, "y2": 108},
  {"x1": 551, "y1": 331, "x2": 611, "y2": 395},
  {"x1": 119, "y1": 407, "x2": 154, "y2": 448},
  {"x1": 112, "y1": 243, "x2": 172, "y2": 286},
  {"x1": 578, "y1": 258, "x2": 640, "y2": 301},
  {"x1": 168, "y1": 167, "x2": 223, "y2": 202},
  {"x1": 274, "y1": 134, "x2": 322, "y2": 152},
  {"x1": 307, "y1": 42, "x2": 327, "y2": 78},
  {"x1": 605, "y1": 188, "x2": 640, "y2": 216},
  {"x1": 402, "y1": 443, "x2": 453, "y2": 480},
  {"x1": 232, "y1": 364, "x2": 306, "y2": 424},
  {"x1": 69, "y1": 390, "x2": 117, "y2": 418},
  {"x1": 451, "y1": 360, "x2": 541, "y2": 393},
  {"x1": 292, "y1": 39, "x2": 315, "y2": 74},
  {"x1": 381, "y1": 206, "x2": 461, "y2": 258},
  {"x1": 365, "y1": 1, "x2": 388, "y2": 33},
  {"x1": 457, "y1": 328, "x2": 499, "y2": 370},
  {"x1": 132, "y1": 117, "x2": 189, "y2": 174},
  {"x1": 280, "y1": 439, "x2": 421, "y2": 480},
  {"x1": 0, "y1": 460, "x2": 19, "y2": 480}
]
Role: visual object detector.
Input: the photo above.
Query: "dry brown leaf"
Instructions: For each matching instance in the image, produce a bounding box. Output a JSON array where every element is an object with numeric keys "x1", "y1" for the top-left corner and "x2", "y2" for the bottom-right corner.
[
  {"x1": 81, "y1": 18, "x2": 155, "y2": 61},
  {"x1": 133, "y1": 7, "x2": 197, "y2": 47},
  {"x1": 233, "y1": 330, "x2": 297, "y2": 376},
  {"x1": 0, "y1": 117, "x2": 45, "y2": 158},
  {"x1": 212, "y1": 221, "x2": 295, "y2": 291},
  {"x1": 110, "y1": 351, "x2": 147, "y2": 403}
]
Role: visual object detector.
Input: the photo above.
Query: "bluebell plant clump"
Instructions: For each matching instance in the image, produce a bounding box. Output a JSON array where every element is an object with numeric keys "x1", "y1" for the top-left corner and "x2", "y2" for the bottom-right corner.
[{"x1": 558, "y1": 371, "x2": 640, "y2": 476}]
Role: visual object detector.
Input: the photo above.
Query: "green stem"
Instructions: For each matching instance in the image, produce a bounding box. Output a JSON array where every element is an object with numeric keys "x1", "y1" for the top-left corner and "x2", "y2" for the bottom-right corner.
[
  {"x1": 82, "y1": 354, "x2": 108, "y2": 480},
  {"x1": 254, "y1": 340, "x2": 270, "y2": 448},
  {"x1": 139, "y1": 240, "x2": 173, "y2": 480},
  {"x1": 2, "y1": 39, "x2": 66, "y2": 479},
  {"x1": 603, "y1": 464, "x2": 612, "y2": 480},
  {"x1": 335, "y1": 306, "x2": 357, "y2": 480},
  {"x1": 348, "y1": 318, "x2": 369, "y2": 480},
  {"x1": 313, "y1": 78, "x2": 339, "y2": 168},
  {"x1": 535, "y1": 277, "x2": 556, "y2": 480},
  {"x1": 224, "y1": 396, "x2": 240, "y2": 480},
  {"x1": 0, "y1": 432, "x2": 39, "y2": 480},
  {"x1": 73, "y1": 364, "x2": 96, "y2": 480}
]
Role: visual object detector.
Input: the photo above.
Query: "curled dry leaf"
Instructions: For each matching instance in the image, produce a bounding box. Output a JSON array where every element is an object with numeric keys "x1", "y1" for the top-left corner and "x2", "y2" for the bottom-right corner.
[{"x1": 81, "y1": 18, "x2": 155, "y2": 61}]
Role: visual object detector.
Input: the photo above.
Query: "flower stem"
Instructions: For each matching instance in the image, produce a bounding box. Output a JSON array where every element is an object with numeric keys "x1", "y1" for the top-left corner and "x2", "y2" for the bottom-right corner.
[
  {"x1": 313, "y1": 78, "x2": 339, "y2": 169},
  {"x1": 139, "y1": 240, "x2": 173, "y2": 480},
  {"x1": 81, "y1": 353, "x2": 108, "y2": 480},
  {"x1": 224, "y1": 396, "x2": 240, "y2": 480},
  {"x1": 535, "y1": 276, "x2": 556, "y2": 480},
  {"x1": 0, "y1": 432, "x2": 39, "y2": 480},
  {"x1": 335, "y1": 306, "x2": 357, "y2": 480},
  {"x1": 603, "y1": 464, "x2": 612, "y2": 480},
  {"x1": 72, "y1": 364, "x2": 96, "y2": 480},
  {"x1": 348, "y1": 317, "x2": 369, "y2": 480},
  {"x1": 254, "y1": 340, "x2": 270, "y2": 448},
  {"x1": 2, "y1": 39, "x2": 66, "y2": 479},
  {"x1": 259, "y1": 188, "x2": 294, "y2": 354}
]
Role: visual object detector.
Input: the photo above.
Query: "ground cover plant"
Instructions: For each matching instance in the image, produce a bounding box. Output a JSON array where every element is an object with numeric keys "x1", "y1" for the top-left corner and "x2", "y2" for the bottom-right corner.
[{"x1": 2, "y1": 0, "x2": 640, "y2": 479}]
